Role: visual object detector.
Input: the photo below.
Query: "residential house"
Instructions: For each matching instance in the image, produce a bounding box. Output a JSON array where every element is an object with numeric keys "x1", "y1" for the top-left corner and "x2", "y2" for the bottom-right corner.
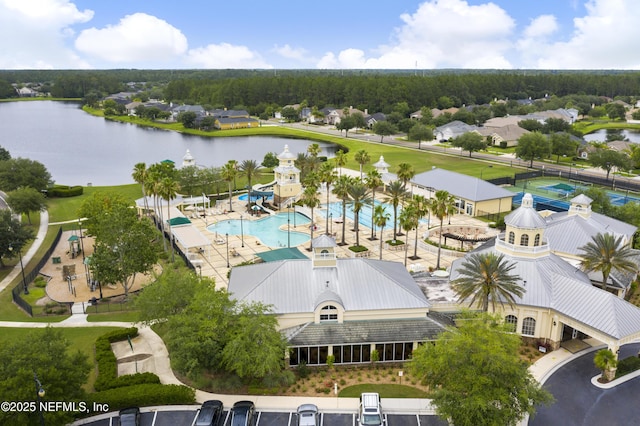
[
  {"x1": 364, "y1": 112, "x2": 386, "y2": 129},
  {"x1": 434, "y1": 120, "x2": 478, "y2": 141},
  {"x1": 477, "y1": 124, "x2": 530, "y2": 147}
]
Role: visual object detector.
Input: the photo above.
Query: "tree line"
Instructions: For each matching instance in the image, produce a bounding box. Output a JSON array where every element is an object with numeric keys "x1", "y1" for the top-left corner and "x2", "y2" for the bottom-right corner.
[{"x1": 2, "y1": 69, "x2": 640, "y2": 112}]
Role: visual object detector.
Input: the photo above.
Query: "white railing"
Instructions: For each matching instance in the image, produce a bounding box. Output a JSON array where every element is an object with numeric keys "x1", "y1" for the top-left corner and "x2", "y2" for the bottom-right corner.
[{"x1": 495, "y1": 237, "x2": 551, "y2": 255}]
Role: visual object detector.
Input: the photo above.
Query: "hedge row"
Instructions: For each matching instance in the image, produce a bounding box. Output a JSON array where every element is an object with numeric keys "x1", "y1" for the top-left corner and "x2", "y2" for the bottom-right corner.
[
  {"x1": 47, "y1": 185, "x2": 84, "y2": 197},
  {"x1": 94, "y1": 327, "x2": 160, "y2": 391},
  {"x1": 87, "y1": 384, "x2": 195, "y2": 413}
]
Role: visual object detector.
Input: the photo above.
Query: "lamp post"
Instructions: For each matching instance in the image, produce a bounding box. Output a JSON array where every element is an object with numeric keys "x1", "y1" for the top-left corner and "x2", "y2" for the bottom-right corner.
[
  {"x1": 240, "y1": 215, "x2": 245, "y2": 247},
  {"x1": 8, "y1": 244, "x2": 28, "y2": 295},
  {"x1": 329, "y1": 213, "x2": 333, "y2": 235},
  {"x1": 196, "y1": 265, "x2": 202, "y2": 278},
  {"x1": 480, "y1": 165, "x2": 493, "y2": 180},
  {"x1": 287, "y1": 205, "x2": 291, "y2": 248},
  {"x1": 34, "y1": 372, "x2": 45, "y2": 426},
  {"x1": 225, "y1": 233, "x2": 230, "y2": 268}
]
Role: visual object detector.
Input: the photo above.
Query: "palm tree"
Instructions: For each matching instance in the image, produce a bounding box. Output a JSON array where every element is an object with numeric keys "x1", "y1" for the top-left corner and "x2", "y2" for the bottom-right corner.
[
  {"x1": 145, "y1": 167, "x2": 164, "y2": 251},
  {"x1": 159, "y1": 176, "x2": 180, "y2": 262},
  {"x1": 347, "y1": 181, "x2": 371, "y2": 247},
  {"x1": 334, "y1": 149, "x2": 348, "y2": 177},
  {"x1": 399, "y1": 205, "x2": 418, "y2": 266},
  {"x1": 396, "y1": 162, "x2": 416, "y2": 195},
  {"x1": 429, "y1": 190, "x2": 457, "y2": 269},
  {"x1": 579, "y1": 233, "x2": 637, "y2": 290},
  {"x1": 332, "y1": 175, "x2": 352, "y2": 245},
  {"x1": 407, "y1": 195, "x2": 430, "y2": 259},
  {"x1": 384, "y1": 180, "x2": 408, "y2": 241},
  {"x1": 354, "y1": 149, "x2": 370, "y2": 181},
  {"x1": 365, "y1": 170, "x2": 383, "y2": 239},
  {"x1": 318, "y1": 162, "x2": 337, "y2": 235},
  {"x1": 451, "y1": 252, "x2": 524, "y2": 312},
  {"x1": 239, "y1": 159, "x2": 262, "y2": 211},
  {"x1": 373, "y1": 205, "x2": 391, "y2": 260},
  {"x1": 221, "y1": 161, "x2": 238, "y2": 212},
  {"x1": 300, "y1": 184, "x2": 320, "y2": 249},
  {"x1": 132, "y1": 162, "x2": 148, "y2": 215},
  {"x1": 594, "y1": 349, "x2": 618, "y2": 382}
]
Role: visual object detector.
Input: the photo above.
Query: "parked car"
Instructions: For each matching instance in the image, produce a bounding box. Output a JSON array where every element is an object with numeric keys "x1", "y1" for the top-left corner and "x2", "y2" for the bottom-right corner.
[
  {"x1": 297, "y1": 403, "x2": 319, "y2": 426},
  {"x1": 358, "y1": 393, "x2": 384, "y2": 425},
  {"x1": 230, "y1": 400, "x2": 256, "y2": 426},
  {"x1": 195, "y1": 400, "x2": 224, "y2": 426},
  {"x1": 119, "y1": 407, "x2": 141, "y2": 426}
]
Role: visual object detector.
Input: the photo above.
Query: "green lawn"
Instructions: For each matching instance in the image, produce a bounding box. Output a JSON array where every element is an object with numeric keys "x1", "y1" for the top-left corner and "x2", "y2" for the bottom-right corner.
[
  {"x1": 86, "y1": 311, "x2": 140, "y2": 323},
  {"x1": 0, "y1": 326, "x2": 124, "y2": 391},
  {"x1": 339, "y1": 383, "x2": 428, "y2": 398}
]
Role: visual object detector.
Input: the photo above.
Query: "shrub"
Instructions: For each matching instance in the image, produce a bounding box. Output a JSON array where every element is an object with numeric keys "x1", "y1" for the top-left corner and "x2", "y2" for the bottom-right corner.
[
  {"x1": 34, "y1": 276, "x2": 47, "y2": 288},
  {"x1": 297, "y1": 361, "x2": 309, "y2": 379},
  {"x1": 48, "y1": 185, "x2": 84, "y2": 198},
  {"x1": 86, "y1": 384, "x2": 194, "y2": 413},
  {"x1": 616, "y1": 356, "x2": 640, "y2": 378},
  {"x1": 326, "y1": 354, "x2": 335, "y2": 369},
  {"x1": 386, "y1": 239, "x2": 404, "y2": 246},
  {"x1": 348, "y1": 245, "x2": 369, "y2": 253}
]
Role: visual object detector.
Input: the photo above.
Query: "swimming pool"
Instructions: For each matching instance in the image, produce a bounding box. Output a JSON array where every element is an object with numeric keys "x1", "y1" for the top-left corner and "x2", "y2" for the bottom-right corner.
[
  {"x1": 319, "y1": 201, "x2": 428, "y2": 228},
  {"x1": 238, "y1": 193, "x2": 274, "y2": 202},
  {"x1": 206, "y1": 212, "x2": 311, "y2": 247}
]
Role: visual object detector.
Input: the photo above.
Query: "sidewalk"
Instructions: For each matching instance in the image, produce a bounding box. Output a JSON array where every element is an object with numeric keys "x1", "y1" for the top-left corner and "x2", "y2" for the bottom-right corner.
[{"x1": 0, "y1": 210, "x2": 49, "y2": 294}]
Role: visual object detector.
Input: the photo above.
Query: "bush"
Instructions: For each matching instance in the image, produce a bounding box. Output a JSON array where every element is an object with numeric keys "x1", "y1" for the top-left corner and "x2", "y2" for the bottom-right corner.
[
  {"x1": 386, "y1": 239, "x2": 404, "y2": 246},
  {"x1": 34, "y1": 276, "x2": 47, "y2": 288},
  {"x1": 48, "y1": 185, "x2": 84, "y2": 198},
  {"x1": 297, "y1": 361, "x2": 309, "y2": 379},
  {"x1": 616, "y1": 356, "x2": 640, "y2": 378},
  {"x1": 86, "y1": 384, "x2": 195, "y2": 412},
  {"x1": 348, "y1": 245, "x2": 369, "y2": 253}
]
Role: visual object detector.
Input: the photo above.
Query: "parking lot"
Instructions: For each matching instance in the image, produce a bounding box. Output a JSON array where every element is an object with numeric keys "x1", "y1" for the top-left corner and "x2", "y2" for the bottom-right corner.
[{"x1": 85, "y1": 408, "x2": 447, "y2": 425}]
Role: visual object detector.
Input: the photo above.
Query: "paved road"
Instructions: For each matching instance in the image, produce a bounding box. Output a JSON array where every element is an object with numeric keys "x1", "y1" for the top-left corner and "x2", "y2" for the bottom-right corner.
[
  {"x1": 83, "y1": 408, "x2": 447, "y2": 426},
  {"x1": 530, "y1": 343, "x2": 640, "y2": 426}
]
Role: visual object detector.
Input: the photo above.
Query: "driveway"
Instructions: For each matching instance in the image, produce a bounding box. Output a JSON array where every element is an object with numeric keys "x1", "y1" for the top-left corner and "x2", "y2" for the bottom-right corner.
[{"x1": 530, "y1": 343, "x2": 640, "y2": 426}]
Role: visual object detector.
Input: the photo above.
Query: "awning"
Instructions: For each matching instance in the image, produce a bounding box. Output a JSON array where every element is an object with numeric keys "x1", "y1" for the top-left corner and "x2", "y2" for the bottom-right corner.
[
  {"x1": 256, "y1": 247, "x2": 308, "y2": 262},
  {"x1": 171, "y1": 225, "x2": 211, "y2": 249},
  {"x1": 168, "y1": 216, "x2": 191, "y2": 226}
]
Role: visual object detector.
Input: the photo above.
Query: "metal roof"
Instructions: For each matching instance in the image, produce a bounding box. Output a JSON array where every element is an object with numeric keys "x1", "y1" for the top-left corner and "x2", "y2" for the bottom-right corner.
[
  {"x1": 450, "y1": 241, "x2": 640, "y2": 340},
  {"x1": 412, "y1": 168, "x2": 515, "y2": 202},
  {"x1": 256, "y1": 247, "x2": 308, "y2": 262},
  {"x1": 544, "y1": 210, "x2": 637, "y2": 257},
  {"x1": 286, "y1": 318, "x2": 446, "y2": 346},
  {"x1": 228, "y1": 258, "x2": 430, "y2": 314},
  {"x1": 505, "y1": 193, "x2": 547, "y2": 229}
]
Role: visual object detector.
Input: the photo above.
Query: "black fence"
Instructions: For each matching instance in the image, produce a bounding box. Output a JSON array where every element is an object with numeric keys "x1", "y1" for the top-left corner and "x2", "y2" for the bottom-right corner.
[
  {"x1": 11, "y1": 227, "x2": 72, "y2": 317},
  {"x1": 488, "y1": 168, "x2": 640, "y2": 194}
]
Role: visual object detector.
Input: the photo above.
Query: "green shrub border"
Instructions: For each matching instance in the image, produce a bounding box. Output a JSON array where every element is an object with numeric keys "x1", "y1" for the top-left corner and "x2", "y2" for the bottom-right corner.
[
  {"x1": 47, "y1": 185, "x2": 84, "y2": 198},
  {"x1": 94, "y1": 327, "x2": 160, "y2": 391},
  {"x1": 86, "y1": 384, "x2": 195, "y2": 413}
]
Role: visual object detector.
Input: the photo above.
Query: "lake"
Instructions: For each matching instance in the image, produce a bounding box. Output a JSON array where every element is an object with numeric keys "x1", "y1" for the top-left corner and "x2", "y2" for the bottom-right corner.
[
  {"x1": 583, "y1": 128, "x2": 640, "y2": 143},
  {"x1": 0, "y1": 101, "x2": 336, "y2": 186}
]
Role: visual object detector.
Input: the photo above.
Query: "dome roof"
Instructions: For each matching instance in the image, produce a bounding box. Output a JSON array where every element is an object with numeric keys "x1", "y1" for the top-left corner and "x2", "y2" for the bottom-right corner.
[
  {"x1": 373, "y1": 155, "x2": 390, "y2": 168},
  {"x1": 278, "y1": 144, "x2": 296, "y2": 160},
  {"x1": 504, "y1": 193, "x2": 547, "y2": 229}
]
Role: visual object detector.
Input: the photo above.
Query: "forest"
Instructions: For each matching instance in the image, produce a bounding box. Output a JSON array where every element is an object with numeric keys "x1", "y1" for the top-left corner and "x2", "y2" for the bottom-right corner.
[{"x1": 1, "y1": 69, "x2": 640, "y2": 114}]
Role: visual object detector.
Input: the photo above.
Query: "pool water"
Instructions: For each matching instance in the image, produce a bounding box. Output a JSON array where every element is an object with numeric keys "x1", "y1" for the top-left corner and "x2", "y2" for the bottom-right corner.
[
  {"x1": 238, "y1": 193, "x2": 274, "y2": 202},
  {"x1": 207, "y1": 212, "x2": 311, "y2": 247},
  {"x1": 320, "y1": 201, "x2": 428, "y2": 228}
]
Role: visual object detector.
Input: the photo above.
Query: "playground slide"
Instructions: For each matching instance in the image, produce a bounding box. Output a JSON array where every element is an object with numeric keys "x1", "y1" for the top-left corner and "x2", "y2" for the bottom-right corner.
[{"x1": 253, "y1": 180, "x2": 276, "y2": 192}]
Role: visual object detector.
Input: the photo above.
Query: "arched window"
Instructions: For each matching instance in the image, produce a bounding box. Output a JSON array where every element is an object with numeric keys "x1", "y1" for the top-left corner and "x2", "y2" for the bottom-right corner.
[
  {"x1": 320, "y1": 305, "x2": 338, "y2": 321},
  {"x1": 505, "y1": 315, "x2": 518, "y2": 333},
  {"x1": 508, "y1": 231, "x2": 515, "y2": 244},
  {"x1": 534, "y1": 234, "x2": 540, "y2": 246},
  {"x1": 520, "y1": 234, "x2": 529, "y2": 246},
  {"x1": 521, "y1": 317, "x2": 536, "y2": 336}
]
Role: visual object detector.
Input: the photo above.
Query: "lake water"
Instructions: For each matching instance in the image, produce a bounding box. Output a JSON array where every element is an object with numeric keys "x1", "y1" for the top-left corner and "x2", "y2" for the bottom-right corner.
[
  {"x1": 0, "y1": 101, "x2": 336, "y2": 186},
  {"x1": 583, "y1": 128, "x2": 640, "y2": 143}
]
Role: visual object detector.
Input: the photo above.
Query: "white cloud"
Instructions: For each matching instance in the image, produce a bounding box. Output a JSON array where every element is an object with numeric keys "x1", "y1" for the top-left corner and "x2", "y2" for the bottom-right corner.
[
  {"x1": 522, "y1": 15, "x2": 558, "y2": 39},
  {"x1": 525, "y1": 0, "x2": 640, "y2": 69},
  {"x1": 272, "y1": 44, "x2": 308, "y2": 60},
  {"x1": 186, "y1": 43, "x2": 272, "y2": 69},
  {"x1": 75, "y1": 13, "x2": 187, "y2": 64},
  {"x1": 0, "y1": 0, "x2": 93, "y2": 68},
  {"x1": 316, "y1": 0, "x2": 515, "y2": 69}
]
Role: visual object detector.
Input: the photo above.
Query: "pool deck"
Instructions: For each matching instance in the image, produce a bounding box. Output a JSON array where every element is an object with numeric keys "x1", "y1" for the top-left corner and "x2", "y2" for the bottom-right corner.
[{"x1": 184, "y1": 188, "x2": 494, "y2": 289}]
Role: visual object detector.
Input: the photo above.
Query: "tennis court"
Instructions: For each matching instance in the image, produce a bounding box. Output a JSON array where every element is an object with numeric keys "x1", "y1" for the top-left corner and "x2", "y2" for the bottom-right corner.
[{"x1": 509, "y1": 177, "x2": 640, "y2": 209}]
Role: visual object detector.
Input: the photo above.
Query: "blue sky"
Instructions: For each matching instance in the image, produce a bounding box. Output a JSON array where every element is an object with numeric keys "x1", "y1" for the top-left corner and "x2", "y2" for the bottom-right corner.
[{"x1": 1, "y1": 0, "x2": 638, "y2": 70}]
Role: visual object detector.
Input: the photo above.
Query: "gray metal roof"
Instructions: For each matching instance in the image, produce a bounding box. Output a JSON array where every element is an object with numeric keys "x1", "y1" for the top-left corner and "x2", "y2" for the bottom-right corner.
[
  {"x1": 544, "y1": 210, "x2": 637, "y2": 257},
  {"x1": 287, "y1": 318, "x2": 446, "y2": 346},
  {"x1": 505, "y1": 194, "x2": 547, "y2": 229},
  {"x1": 312, "y1": 234, "x2": 337, "y2": 248},
  {"x1": 412, "y1": 168, "x2": 515, "y2": 202},
  {"x1": 228, "y1": 258, "x2": 430, "y2": 314},
  {"x1": 450, "y1": 241, "x2": 640, "y2": 340}
]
